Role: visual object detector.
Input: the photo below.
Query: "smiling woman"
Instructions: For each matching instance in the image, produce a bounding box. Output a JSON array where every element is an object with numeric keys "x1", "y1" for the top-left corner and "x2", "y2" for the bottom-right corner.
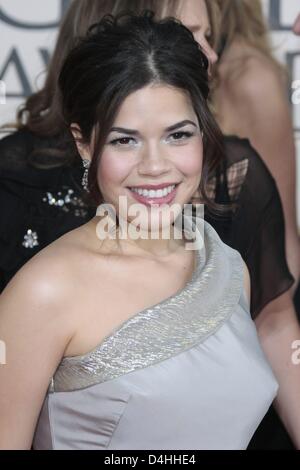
[
  {"x1": 0, "y1": 11, "x2": 278, "y2": 450},
  {"x1": 80, "y1": 85, "x2": 203, "y2": 232},
  {"x1": 59, "y1": 17, "x2": 219, "y2": 216}
]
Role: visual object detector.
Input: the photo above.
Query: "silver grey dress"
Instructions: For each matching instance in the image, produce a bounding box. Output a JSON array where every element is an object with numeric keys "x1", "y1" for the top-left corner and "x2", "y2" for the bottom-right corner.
[{"x1": 33, "y1": 219, "x2": 278, "y2": 450}]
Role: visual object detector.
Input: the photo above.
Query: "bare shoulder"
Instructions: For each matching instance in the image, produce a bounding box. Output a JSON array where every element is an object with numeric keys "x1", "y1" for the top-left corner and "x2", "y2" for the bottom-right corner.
[
  {"x1": 223, "y1": 44, "x2": 285, "y2": 102},
  {"x1": 0, "y1": 224, "x2": 95, "y2": 334},
  {"x1": 2, "y1": 229, "x2": 80, "y2": 303}
]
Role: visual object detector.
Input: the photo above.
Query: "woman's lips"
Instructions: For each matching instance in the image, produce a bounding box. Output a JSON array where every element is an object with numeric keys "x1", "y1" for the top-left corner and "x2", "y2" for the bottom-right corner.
[{"x1": 127, "y1": 184, "x2": 178, "y2": 207}]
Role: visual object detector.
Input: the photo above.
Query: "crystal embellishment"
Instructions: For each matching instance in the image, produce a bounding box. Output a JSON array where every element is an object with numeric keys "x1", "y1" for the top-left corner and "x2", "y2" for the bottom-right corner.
[
  {"x1": 22, "y1": 229, "x2": 39, "y2": 249},
  {"x1": 42, "y1": 188, "x2": 88, "y2": 217}
]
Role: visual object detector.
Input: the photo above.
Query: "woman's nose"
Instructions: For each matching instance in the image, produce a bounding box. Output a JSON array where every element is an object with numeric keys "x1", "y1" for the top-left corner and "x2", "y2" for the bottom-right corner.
[
  {"x1": 205, "y1": 45, "x2": 218, "y2": 66},
  {"x1": 194, "y1": 34, "x2": 219, "y2": 70},
  {"x1": 200, "y1": 38, "x2": 219, "y2": 67},
  {"x1": 137, "y1": 145, "x2": 171, "y2": 177},
  {"x1": 205, "y1": 46, "x2": 218, "y2": 77}
]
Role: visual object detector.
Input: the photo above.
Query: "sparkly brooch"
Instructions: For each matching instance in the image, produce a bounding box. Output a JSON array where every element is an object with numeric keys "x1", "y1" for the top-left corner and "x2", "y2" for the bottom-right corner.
[
  {"x1": 22, "y1": 229, "x2": 39, "y2": 249},
  {"x1": 42, "y1": 188, "x2": 88, "y2": 217}
]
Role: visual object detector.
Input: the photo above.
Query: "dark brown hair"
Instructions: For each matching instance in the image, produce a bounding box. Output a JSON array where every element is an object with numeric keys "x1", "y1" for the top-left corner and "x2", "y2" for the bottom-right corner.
[{"x1": 16, "y1": 0, "x2": 181, "y2": 138}]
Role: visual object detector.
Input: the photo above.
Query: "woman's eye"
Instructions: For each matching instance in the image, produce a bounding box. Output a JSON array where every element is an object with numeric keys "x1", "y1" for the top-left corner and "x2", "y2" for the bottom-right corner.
[
  {"x1": 109, "y1": 137, "x2": 136, "y2": 146},
  {"x1": 168, "y1": 131, "x2": 194, "y2": 142}
]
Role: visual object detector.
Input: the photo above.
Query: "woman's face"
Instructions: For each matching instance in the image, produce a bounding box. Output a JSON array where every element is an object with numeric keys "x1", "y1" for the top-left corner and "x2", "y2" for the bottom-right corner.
[
  {"x1": 97, "y1": 84, "x2": 203, "y2": 231},
  {"x1": 176, "y1": 0, "x2": 218, "y2": 69}
]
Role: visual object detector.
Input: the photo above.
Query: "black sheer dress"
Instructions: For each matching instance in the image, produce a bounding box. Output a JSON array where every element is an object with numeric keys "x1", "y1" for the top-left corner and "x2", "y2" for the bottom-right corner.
[
  {"x1": 0, "y1": 128, "x2": 298, "y2": 449},
  {"x1": 206, "y1": 135, "x2": 296, "y2": 318}
]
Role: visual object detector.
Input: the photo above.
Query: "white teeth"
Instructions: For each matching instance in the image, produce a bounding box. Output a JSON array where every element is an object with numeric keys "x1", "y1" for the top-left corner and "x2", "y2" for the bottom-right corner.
[{"x1": 130, "y1": 184, "x2": 176, "y2": 198}]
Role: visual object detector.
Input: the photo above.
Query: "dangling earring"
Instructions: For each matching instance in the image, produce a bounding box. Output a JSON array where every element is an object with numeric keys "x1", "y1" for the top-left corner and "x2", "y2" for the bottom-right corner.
[{"x1": 81, "y1": 158, "x2": 90, "y2": 192}]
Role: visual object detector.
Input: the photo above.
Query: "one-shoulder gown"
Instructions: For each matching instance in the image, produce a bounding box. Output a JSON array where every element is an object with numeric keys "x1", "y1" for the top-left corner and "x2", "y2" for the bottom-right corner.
[{"x1": 33, "y1": 219, "x2": 278, "y2": 450}]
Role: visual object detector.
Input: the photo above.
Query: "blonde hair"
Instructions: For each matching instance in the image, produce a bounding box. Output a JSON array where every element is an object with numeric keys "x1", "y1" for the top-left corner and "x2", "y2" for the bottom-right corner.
[
  {"x1": 203, "y1": 0, "x2": 221, "y2": 50},
  {"x1": 128, "y1": 0, "x2": 219, "y2": 50},
  {"x1": 213, "y1": 0, "x2": 282, "y2": 68}
]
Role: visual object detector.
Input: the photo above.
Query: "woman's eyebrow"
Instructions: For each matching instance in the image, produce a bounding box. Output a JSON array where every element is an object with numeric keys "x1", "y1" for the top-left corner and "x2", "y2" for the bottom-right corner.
[
  {"x1": 166, "y1": 120, "x2": 198, "y2": 132},
  {"x1": 110, "y1": 120, "x2": 198, "y2": 135},
  {"x1": 109, "y1": 127, "x2": 139, "y2": 135}
]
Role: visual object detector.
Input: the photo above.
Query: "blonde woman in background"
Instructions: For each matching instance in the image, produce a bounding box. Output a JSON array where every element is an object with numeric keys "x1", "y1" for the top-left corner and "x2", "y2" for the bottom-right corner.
[
  {"x1": 208, "y1": 0, "x2": 300, "y2": 449},
  {"x1": 212, "y1": 0, "x2": 300, "y2": 290}
]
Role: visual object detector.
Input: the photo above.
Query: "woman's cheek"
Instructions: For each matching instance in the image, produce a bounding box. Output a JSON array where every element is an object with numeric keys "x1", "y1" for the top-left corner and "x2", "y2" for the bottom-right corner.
[
  {"x1": 175, "y1": 143, "x2": 203, "y2": 176},
  {"x1": 98, "y1": 151, "x2": 134, "y2": 192}
]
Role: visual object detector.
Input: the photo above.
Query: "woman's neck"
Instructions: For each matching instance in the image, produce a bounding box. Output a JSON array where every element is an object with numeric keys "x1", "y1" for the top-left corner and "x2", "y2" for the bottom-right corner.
[
  {"x1": 218, "y1": 35, "x2": 250, "y2": 71},
  {"x1": 86, "y1": 215, "x2": 187, "y2": 259}
]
